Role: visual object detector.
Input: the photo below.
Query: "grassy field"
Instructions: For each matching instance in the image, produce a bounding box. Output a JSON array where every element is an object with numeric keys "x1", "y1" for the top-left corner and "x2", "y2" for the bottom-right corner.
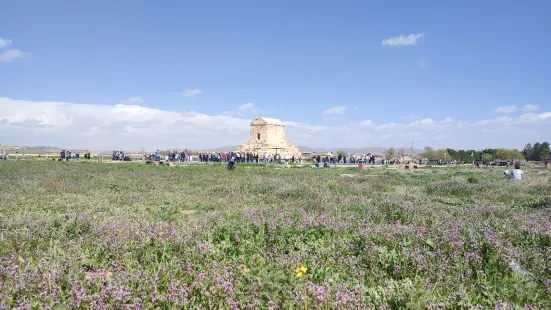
[{"x1": 0, "y1": 161, "x2": 550, "y2": 309}]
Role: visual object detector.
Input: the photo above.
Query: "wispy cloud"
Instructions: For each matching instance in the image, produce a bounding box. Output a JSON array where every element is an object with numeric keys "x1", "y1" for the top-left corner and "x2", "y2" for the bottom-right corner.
[
  {"x1": 408, "y1": 118, "x2": 434, "y2": 127},
  {"x1": 361, "y1": 120, "x2": 375, "y2": 127},
  {"x1": 441, "y1": 117, "x2": 454, "y2": 124},
  {"x1": 323, "y1": 106, "x2": 347, "y2": 115},
  {"x1": 521, "y1": 104, "x2": 539, "y2": 112},
  {"x1": 119, "y1": 97, "x2": 144, "y2": 105},
  {"x1": 376, "y1": 122, "x2": 397, "y2": 131},
  {"x1": 401, "y1": 114, "x2": 420, "y2": 120},
  {"x1": 382, "y1": 33, "x2": 424, "y2": 46},
  {"x1": 0, "y1": 38, "x2": 12, "y2": 48},
  {"x1": 238, "y1": 103, "x2": 257, "y2": 115},
  {"x1": 323, "y1": 116, "x2": 344, "y2": 121},
  {"x1": 494, "y1": 105, "x2": 518, "y2": 114},
  {"x1": 172, "y1": 89, "x2": 203, "y2": 97},
  {"x1": 224, "y1": 103, "x2": 258, "y2": 116},
  {"x1": 0, "y1": 38, "x2": 28, "y2": 63}
]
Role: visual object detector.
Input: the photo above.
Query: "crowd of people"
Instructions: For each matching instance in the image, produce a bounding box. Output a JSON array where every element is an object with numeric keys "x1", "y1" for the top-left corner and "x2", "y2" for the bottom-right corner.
[
  {"x1": 59, "y1": 150, "x2": 91, "y2": 161},
  {"x1": 0, "y1": 151, "x2": 25, "y2": 160},
  {"x1": 159, "y1": 151, "x2": 296, "y2": 164},
  {"x1": 190, "y1": 152, "x2": 405, "y2": 165},
  {"x1": 196, "y1": 152, "x2": 285, "y2": 163},
  {"x1": 0, "y1": 148, "x2": 408, "y2": 165},
  {"x1": 112, "y1": 150, "x2": 131, "y2": 161}
]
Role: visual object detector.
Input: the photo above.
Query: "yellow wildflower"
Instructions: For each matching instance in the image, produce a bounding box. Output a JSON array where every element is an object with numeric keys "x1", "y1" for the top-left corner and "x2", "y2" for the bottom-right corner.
[
  {"x1": 295, "y1": 265, "x2": 307, "y2": 278},
  {"x1": 243, "y1": 266, "x2": 250, "y2": 273}
]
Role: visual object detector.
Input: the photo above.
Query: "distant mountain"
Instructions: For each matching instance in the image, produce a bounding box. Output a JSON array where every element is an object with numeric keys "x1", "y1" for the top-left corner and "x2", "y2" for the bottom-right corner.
[
  {"x1": 1, "y1": 145, "x2": 89, "y2": 154},
  {"x1": 2, "y1": 145, "x2": 60, "y2": 153},
  {"x1": 296, "y1": 146, "x2": 317, "y2": 153},
  {"x1": 297, "y1": 146, "x2": 423, "y2": 155},
  {"x1": 200, "y1": 146, "x2": 239, "y2": 153},
  {"x1": 357, "y1": 147, "x2": 424, "y2": 155}
]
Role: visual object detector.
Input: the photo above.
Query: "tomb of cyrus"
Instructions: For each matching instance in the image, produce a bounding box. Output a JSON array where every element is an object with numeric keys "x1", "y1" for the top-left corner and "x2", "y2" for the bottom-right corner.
[{"x1": 237, "y1": 117, "x2": 301, "y2": 157}]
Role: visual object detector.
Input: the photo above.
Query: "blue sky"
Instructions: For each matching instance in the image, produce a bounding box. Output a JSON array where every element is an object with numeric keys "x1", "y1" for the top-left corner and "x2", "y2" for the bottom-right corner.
[{"x1": 1, "y1": 1, "x2": 550, "y2": 150}]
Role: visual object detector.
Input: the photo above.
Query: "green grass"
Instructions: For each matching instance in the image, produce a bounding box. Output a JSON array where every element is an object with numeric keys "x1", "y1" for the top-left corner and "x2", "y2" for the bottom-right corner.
[{"x1": 0, "y1": 161, "x2": 550, "y2": 309}]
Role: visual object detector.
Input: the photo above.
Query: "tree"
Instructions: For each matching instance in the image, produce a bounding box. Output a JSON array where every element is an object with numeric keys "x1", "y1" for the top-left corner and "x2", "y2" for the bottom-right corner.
[
  {"x1": 532, "y1": 143, "x2": 541, "y2": 161},
  {"x1": 482, "y1": 149, "x2": 497, "y2": 159},
  {"x1": 456, "y1": 150, "x2": 468, "y2": 162},
  {"x1": 385, "y1": 147, "x2": 395, "y2": 160},
  {"x1": 512, "y1": 150, "x2": 525, "y2": 161},
  {"x1": 424, "y1": 146, "x2": 435, "y2": 159},
  {"x1": 482, "y1": 153, "x2": 493, "y2": 163},
  {"x1": 495, "y1": 149, "x2": 508, "y2": 160},
  {"x1": 447, "y1": 148, "x2": 457, "y2": 160},
  {"x1": 397, "y1": 148, "x2": 406, "y2": 159},
  {"x1": 539, "y1": 142, "x2": 550, "y2": 161},
  {"x1": 435, "y1": 149, "x2": 450, "y2": 161},
  {"x1": 336, "y1": 150, "x2": 348, "y2": 158},
  {"x1": 522, "y1": 144, "x2": 533, "y2": 160}
]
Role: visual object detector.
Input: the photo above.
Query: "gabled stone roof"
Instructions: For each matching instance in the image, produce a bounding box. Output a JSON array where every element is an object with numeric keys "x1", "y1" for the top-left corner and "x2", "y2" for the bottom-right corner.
[{"x1": 252, "y1": 117, "x2": 284, "y2": 126}]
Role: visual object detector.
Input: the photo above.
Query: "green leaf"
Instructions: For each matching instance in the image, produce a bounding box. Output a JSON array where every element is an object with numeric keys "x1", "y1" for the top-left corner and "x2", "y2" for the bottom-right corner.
[{"x1": 424, "y1": 238, "x2": 435, "y2": 249}]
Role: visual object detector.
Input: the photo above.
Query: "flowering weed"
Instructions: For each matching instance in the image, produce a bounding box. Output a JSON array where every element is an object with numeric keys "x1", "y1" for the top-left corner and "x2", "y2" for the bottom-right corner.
[{"x1": 0, "y1": 161, "x2": 549, "y2": 308}]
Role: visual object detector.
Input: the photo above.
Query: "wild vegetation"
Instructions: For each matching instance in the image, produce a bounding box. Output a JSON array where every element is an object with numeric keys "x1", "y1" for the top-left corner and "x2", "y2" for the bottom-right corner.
[{"x1": 0, "y1": 161, "x2": 550, "y2": 309}]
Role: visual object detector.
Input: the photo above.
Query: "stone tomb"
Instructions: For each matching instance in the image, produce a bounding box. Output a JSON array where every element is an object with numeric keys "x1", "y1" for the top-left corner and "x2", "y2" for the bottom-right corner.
[{"x1": 237, "y1": 117, "x2": 301, "y2": 158}]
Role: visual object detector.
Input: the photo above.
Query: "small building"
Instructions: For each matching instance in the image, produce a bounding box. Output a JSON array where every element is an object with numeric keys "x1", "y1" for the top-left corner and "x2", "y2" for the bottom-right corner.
[{"x1": 237, "y1": 117, "x2": 301, "y2": 157}]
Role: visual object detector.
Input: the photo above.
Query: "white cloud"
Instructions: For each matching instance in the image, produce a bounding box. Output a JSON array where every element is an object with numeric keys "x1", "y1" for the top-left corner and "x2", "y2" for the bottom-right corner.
[
  {"x1": 521, "y1": 104, "x2": 539, "y2": 112},
  {"x1": 518, "y1": 112, "x2": 551, "y2": 123},
  {"x1": 0, "y1": 38, "x2": 12, "y2": 48},
  {"x1": 224, "y1": 103, "x2": 258, "y2": 116},
  {"x1": 238, "y1": 103, "x2": 257, "y2": 115},
  {"x1": 173, "y1": 89, "x2": 203, "y2": 97},
  {"x1": 382, "y1": 33, "x2": 424, "y2": 46},
  {"x1": 458, "y1": 116, "x2": 513, "y2": 127},
  {"x1": 361, "y1": 120, "x2": 375, "y2": 127},
  {"x1": 0, "y1": 49, "x2": 26, "y2": 63},
  {"x1": 0, "y1": 38, "x2": 28, "y2": 63},
  {"x1": 376, "y1": 122, "x2": 397, "y2": 131},
  {"x1": 441, "y1": 117, "x2": 454, "y2": 124},
  {"x1": 1, "y1": 97, "x2": 550, "y2": 150},
  {"x1": 494, "y1": 105, "x2": 517, "y2": 114},
  {"x1": 323, "y1": 106, "x2": 347, "y2": 115},
  {"x1": 408, "y1": 118, "x2": 434, "y2": 127},
  {"x1": 119, "y1": 97, "x2": 144, "y2": 105},
  {"x1": 0, "y1": 97, "x2": 249, "y2": 150}
]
